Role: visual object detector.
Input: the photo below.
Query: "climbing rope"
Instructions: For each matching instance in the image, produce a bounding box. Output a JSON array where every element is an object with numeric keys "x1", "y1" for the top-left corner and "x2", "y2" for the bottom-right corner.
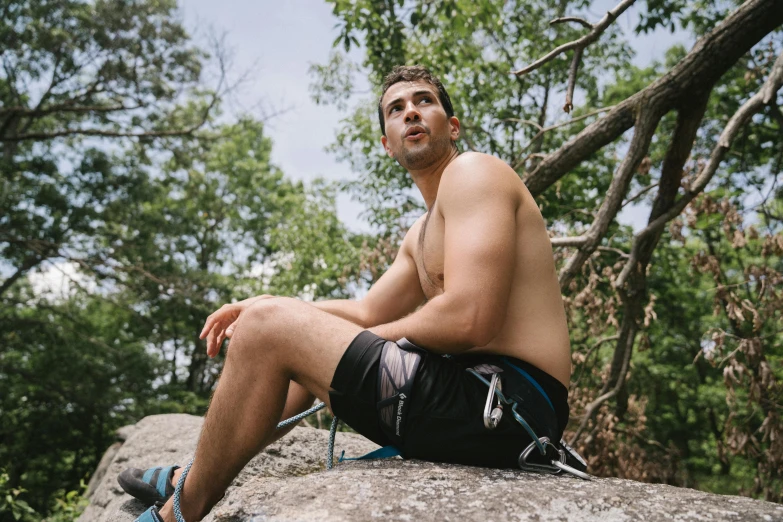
[{"x1": 172, "y1": 402, "x2": 338, "y2": 522}]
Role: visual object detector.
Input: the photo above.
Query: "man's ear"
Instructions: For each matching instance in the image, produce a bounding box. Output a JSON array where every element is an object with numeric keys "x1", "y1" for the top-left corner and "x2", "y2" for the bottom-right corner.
[
  {"x1": 381, "y1": 135, "x2": 394, "y2": 158},
  {"x1": 449, "y1": 116, "x2": 461, "y2": 142}
]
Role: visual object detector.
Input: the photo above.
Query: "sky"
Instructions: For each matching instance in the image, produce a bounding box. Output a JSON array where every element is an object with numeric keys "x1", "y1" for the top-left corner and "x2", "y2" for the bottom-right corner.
[{"x1": 177, "y1": 0, "x2": 693, "y2": 233}]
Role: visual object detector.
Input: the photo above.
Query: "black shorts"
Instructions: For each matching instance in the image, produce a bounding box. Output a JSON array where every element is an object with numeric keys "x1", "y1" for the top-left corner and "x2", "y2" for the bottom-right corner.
[{"x1": 328, "y1": 331, "x2": 569, "y2": 469}]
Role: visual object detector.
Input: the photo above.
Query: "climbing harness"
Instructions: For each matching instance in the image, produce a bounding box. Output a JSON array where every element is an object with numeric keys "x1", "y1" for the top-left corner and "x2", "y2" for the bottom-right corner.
[{"x1": 467, "y1": 367, "x2": 591, "y2": 481}]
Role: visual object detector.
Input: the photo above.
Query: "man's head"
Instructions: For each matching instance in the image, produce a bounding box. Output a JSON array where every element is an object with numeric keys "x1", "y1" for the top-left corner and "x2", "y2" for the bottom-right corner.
[{"x1": 378, "y1": 65, "x2": 460, "y2": 171}]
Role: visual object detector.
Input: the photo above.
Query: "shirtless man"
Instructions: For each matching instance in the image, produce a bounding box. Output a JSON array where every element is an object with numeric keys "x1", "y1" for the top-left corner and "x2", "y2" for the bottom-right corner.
[{"x1": 122, "y1": 65, "x2": 572, "y2": 522}]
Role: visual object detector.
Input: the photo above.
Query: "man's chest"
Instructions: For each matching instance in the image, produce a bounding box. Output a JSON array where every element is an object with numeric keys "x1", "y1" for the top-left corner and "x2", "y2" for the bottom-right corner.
[{"x1": 413, "y1": 208, "x2": 445, "y2": 300}]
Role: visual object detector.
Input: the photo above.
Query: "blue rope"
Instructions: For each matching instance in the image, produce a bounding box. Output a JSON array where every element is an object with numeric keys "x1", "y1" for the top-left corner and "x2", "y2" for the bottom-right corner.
[
  {"x1": 327, "y1": 415, "x2": 340, "y2": 470},
  {"x1": 172, "y1": 402, "x2": 337, "y2": 522}
]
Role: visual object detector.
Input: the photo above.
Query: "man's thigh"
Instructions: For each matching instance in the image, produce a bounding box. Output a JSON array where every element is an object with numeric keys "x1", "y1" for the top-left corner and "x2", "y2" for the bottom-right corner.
[{"x1": 237, "y1": 297, "x2": 364, "y2": 410}]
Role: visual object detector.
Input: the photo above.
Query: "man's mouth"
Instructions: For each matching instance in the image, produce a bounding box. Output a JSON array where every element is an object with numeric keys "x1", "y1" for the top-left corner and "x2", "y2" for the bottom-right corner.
[{"x1": 404, "y1": 126, "x2": 427, "y2": 141}]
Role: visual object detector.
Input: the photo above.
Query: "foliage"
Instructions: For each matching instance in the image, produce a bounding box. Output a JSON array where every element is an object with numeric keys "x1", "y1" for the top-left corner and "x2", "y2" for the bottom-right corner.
[
  {"x1": 0, "y1": 470, "x2": 38, "y2": 522},
  {"x1": 0, "y1": 1, "x2": 366, "y2": 517},
  {"x1": 0, "y1": 0, "x2": 217, "y2": 301},
  {"x1": 43, "y1": 481, "x2": 89, "y2": 522}
]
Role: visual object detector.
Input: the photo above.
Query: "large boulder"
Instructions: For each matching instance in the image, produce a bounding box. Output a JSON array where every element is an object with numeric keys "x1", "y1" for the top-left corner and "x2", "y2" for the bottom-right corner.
[{"x1": 81, "y1": 414, "x2": 783, "y2": 522}]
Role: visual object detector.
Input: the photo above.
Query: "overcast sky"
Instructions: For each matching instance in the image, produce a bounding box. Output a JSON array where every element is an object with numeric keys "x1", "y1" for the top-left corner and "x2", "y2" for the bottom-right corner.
[{"x1": 178, "y1": 0, "x2": 693, "y2": 233}]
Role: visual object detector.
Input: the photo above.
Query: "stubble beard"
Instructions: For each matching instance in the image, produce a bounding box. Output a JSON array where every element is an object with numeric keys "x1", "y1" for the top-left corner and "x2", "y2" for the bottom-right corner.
[{"x1": 398, "y1": 132, "x2": 453, "y2": 171}]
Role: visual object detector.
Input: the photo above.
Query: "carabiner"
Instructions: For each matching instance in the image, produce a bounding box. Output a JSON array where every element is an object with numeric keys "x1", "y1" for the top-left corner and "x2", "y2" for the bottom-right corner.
[{"x1": 483, "y1": 373, "x2": 504, "y2": 429}]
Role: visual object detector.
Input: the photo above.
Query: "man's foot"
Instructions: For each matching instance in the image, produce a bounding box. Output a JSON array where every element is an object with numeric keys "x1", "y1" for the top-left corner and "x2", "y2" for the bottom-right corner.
[{"x1": 118, "y1": 465, "x2": 182, "y2": 506}]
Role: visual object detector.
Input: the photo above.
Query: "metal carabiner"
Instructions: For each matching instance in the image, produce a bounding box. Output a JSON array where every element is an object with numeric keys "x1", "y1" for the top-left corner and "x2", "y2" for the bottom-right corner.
[
  {"x1": 552, "y1": 460, "x2": 593, "y2": 480},
  {"x1": 517, "y1": 436, "x2": 564, "y2": 475},
  {"x1": 483, "y1": 373, "x2": 504, "y2": 429}
]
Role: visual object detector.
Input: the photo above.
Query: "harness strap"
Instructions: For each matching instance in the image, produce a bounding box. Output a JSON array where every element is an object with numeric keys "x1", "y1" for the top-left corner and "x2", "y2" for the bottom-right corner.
[
  {"x1": 466, "y1": 368, "x2": 592, "y2": 481},
  {"x1": 338, "y1": 445, "x2": 402, "y2": 462}
]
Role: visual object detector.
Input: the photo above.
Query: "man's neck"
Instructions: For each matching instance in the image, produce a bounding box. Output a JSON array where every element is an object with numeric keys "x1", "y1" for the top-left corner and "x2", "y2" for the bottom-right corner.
[{"x1": 408, "y1": 148, "x2": 460, "y2": 210}]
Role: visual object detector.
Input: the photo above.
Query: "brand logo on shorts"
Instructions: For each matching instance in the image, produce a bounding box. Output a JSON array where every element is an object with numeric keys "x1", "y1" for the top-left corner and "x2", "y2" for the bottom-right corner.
[{"x1": 395, "y1": 393, "x2": 407, "y2": 436}]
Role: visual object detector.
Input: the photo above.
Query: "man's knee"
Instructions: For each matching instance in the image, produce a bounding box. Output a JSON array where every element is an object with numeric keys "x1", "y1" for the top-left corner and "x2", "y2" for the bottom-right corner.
[{"x1": 235, "y1": 297, "x2": 302, "y2": 348}]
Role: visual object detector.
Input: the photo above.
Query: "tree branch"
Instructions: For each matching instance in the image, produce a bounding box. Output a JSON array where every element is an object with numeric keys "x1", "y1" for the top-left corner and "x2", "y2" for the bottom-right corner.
[
  {"x1": 511, "y1": 105, "x2": 615, "y2": 171},
  {"x1": 564, "y1": 46, "x2": 583, "y2": 113},
  {"x1": 621, "y1": 182, "x2": 659, "y2": 208},
  {"x1": 0, "y1": 103, "x2": 146, "y2": 118},
  {"x1": 550, "y1": 235, "x2": 588, "y2": 247},
  {"x1": 616, "y1": 50, "x2": 783, "y2": 290},
  {"x1": 512, "y1": 0, "x2": 636, "y2": 77},
  {"x1": 558, "y1": 98, "x2": 663, "y2": 290},
  {"x1": 550, "y1": 16, "x2": 593, "y2": 30},
  {"x1": 569, "y1": 329, "x2": 635, "y2": 446},
  {"x1": 523, "y1": 0, "x2": 783, "y2": 197}
]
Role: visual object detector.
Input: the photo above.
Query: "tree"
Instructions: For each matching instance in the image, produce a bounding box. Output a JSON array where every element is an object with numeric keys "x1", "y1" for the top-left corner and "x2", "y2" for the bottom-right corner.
[
  {"x1": 93, "y1": 118, "x2": 363, "y2": 396},
  {"x1": 0, "y1": 1, "x2": 368, "y2": 513},
  {"x1": 313, "y1": 0, "x2": 783, "y2": 499},
  {"x1": 0, "y1": 0, "x2": 222, "y2": 300}
]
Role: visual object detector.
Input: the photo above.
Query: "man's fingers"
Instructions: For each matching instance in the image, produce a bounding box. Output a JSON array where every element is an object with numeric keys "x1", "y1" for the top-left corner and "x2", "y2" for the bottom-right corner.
[
  {"x1": 225, "y1": 320, "x2": 239, "y2": 338},
  {"x1": 200, "y1": 316, "x2": 215, "y2": 339},
  {"x1": 207, "y1": 325, "x2": 219, "y2": 358}
]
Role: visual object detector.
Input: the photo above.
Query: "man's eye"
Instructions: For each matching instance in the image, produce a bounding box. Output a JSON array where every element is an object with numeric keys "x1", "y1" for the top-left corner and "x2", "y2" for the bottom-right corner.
[
  {"x1": 420, "y1": 97, "x2": 432, "y2": 103},
  {"x1": 390, "y1": 106, "x2": 401, "y2": 113}
]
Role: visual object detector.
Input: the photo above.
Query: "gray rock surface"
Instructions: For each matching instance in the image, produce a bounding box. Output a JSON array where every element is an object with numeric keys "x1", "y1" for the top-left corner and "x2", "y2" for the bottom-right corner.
[{"x1": 81, "y1": 414, "x2": 783, "y2": 522}]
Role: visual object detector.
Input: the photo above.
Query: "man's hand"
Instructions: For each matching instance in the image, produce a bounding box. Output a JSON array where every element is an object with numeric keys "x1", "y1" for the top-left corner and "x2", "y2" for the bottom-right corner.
[{"x1": 199, "y1": 295, "x2": 275, "y2": 357}]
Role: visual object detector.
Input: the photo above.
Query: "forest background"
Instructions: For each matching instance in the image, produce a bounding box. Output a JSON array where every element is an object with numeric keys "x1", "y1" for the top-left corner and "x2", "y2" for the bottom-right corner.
[{"x1": 1, "y1": 0, "x2": 781, "y2": 519}]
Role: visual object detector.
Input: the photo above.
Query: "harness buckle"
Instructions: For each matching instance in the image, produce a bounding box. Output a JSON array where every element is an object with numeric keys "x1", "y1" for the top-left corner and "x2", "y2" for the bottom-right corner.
[{"x1": 483, "y1": 373, "x2": 504, "y2": 429}]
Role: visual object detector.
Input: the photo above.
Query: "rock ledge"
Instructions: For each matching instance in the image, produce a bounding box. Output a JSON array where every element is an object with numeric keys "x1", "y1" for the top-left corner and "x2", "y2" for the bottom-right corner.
[{"x1": 80, "y1": 414, "x2": 783, "y2": 521}]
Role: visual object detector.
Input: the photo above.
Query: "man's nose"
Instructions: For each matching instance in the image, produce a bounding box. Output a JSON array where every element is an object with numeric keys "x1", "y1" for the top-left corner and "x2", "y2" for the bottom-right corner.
[{"x1": 403, "y1": 102, "x2": 421, "y2": 123}]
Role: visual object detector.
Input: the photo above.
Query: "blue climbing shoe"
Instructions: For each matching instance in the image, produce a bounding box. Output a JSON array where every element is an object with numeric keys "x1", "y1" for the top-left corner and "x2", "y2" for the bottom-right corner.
[
  {"x1": 118, "y1": 465, "x2": 179, "y2": 506},
  {"x1": 134, "y1": 505, "x2": 164, "y2": 522}
]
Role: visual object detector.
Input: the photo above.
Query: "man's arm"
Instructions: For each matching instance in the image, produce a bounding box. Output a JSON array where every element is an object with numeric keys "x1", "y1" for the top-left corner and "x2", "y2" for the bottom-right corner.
[
  {"x1": 311, "y1": 225, "x2": 426, "y2": 327},
  {"x1": 370, "y1": 154, "x2": 519, "y2": 352}
]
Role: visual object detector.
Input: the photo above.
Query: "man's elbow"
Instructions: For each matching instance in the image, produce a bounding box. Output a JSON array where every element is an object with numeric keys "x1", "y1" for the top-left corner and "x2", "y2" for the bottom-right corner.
[{"x1": 460, "y1": 304, "x2": 503, "y2": 347}]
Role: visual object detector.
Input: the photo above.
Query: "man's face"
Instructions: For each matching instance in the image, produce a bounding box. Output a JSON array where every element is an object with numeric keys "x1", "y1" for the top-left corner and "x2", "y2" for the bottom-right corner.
[{"x1": 380, "y1": 81, "x2": 460, "y2": 171}]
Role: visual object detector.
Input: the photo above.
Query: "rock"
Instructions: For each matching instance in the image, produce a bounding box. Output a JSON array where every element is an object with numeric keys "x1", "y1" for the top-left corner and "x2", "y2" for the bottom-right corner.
[
  {"x1": 81, "y1": 414, "x2": 783, "y2": 522},
  {"x1": 86, "y1": 442, "x2": 122, "y2": 499}
]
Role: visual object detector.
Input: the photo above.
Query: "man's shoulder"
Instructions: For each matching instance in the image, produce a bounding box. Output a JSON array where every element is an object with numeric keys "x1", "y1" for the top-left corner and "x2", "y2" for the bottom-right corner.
[{"x1": 439, "y1": 152, "x2": 522, "y2": 204}]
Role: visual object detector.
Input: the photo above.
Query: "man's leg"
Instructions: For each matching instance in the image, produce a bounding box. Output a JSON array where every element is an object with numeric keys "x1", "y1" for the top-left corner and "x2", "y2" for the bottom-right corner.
[
  {"x1": 167, "y1": 380, "x2": 315, "y2": 489},
  {"x1": 158, "y1": 297, "x2": 363, "y2": 522}
]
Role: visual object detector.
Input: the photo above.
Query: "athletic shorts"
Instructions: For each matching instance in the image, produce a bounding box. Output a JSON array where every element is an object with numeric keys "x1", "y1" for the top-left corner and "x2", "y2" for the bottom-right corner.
[{"x1": 328, "y1": 331, "x2": 569, "y2": 469}]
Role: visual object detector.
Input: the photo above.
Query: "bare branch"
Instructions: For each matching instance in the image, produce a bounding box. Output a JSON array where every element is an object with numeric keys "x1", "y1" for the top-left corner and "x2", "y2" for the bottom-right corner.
[
  {"x1": 3, "y1": 50, "x2": 227, "y2": 143},
  {"x1": 558, "y1": 99, "x2": 663, "y2": 290},
  {"x1": 550, "y1": 235, "x2": 588, "y2": 247},
  {"x1": 0, "y1": 103, "x2": 146, "y2": 118},
  {"x1": 524, "y1": 0, "x2": 783, "y2": 197},
  {"x1": 3, "y1": 122, "x2": 207, "y2": 142},
  {"x1": 573, "y1": 334, "x2": 620, "y2": 386},
  {"x1": 550, "y1": 16, "x2": 593, "y2": 30},
  {"x1": 512, "y1": 0, "x2": 635, "y2": 76},
  {"x1": 512, "y1": 106, "x2": 615, "y2": 170},
  {"x1": 501, "y1": 118, "x2": 543, "y2": 132},
  {"x1": 597, "y1": 246, "x2": 629, "y2": 258},
  {"x1": 616, "y1": 51, "x2": 783, "y2": 289},
  {"x1": 569, "y1": 331, "x2": 635, "y2": 445},
  {"x1": 621, "y1": 182, "x2": 659, "y2": 208},
  {"x1": 564, "y1": 47, "x2": 583, "y2": 113}
]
